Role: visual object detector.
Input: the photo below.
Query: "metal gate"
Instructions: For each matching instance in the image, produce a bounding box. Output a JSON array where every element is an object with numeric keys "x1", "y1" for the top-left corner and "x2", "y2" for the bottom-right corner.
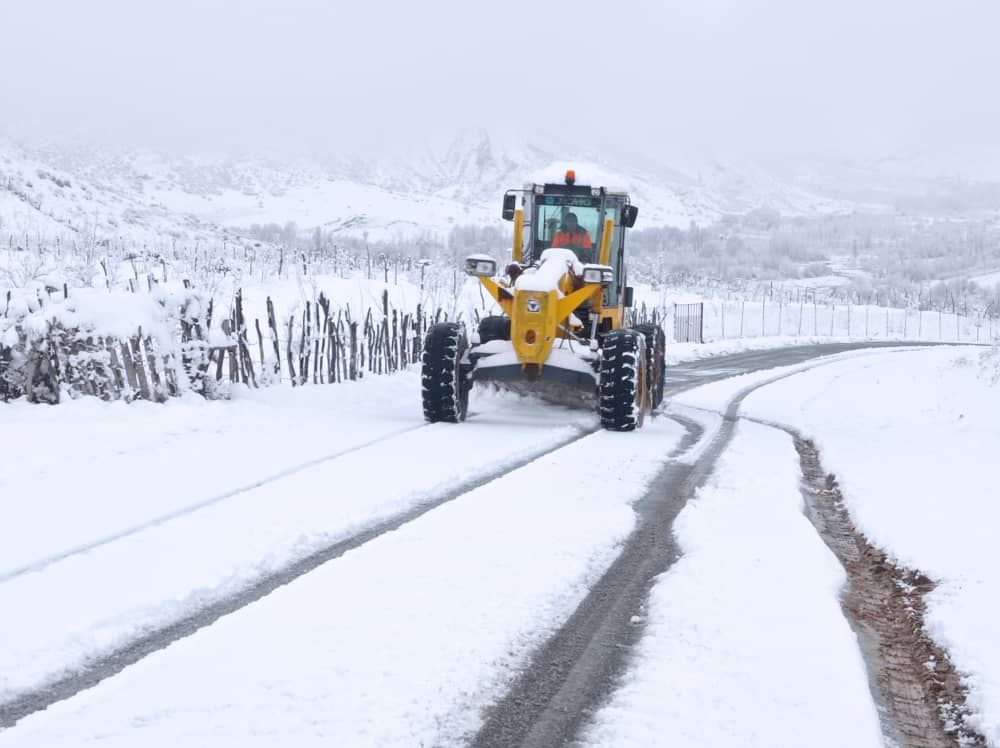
[{"x1": 673, "y1": 303, "x2": 704, "y2": 343}]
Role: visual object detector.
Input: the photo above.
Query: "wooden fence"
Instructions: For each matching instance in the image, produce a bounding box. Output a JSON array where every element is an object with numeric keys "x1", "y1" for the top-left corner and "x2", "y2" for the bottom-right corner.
[
  {"x1": 1, "y1": 282, "x2": 672, "y2": 404},
  {"x1": 1, "y1": 285, "x2": 454, "y2": 402},
  {"x1": 223, "y1": 289, "x2": 445, "y2": 389}
]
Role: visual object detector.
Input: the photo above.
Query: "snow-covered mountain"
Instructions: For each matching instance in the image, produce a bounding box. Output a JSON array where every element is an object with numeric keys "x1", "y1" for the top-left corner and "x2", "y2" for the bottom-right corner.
[{"x1": 2, "y1": 129, "x2": 991, "y2": 247}]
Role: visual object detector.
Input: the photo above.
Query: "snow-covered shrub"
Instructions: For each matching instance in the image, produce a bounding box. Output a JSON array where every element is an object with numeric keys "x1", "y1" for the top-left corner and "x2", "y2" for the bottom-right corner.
[{"x1": 0, "y1": 283, "x2": 209, "y2": 403}]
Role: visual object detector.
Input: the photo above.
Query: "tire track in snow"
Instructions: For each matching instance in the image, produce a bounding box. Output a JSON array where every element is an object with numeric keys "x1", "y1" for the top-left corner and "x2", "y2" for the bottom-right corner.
[
  {"x1": 470, "y1": 373, "x2": 751, "y2": 748},
  {"x1": 791, "y1": 434, "x2": 985, "y2": 748},
  {"x1": 471, "y1": 342, "x2": 933, "y2": 748},
  {"x1": 0, "y1": 422, "x2": 430, "y2": 585},
  {"x1": 741, "y1": 415, "x2": 988, "y2": 748}
]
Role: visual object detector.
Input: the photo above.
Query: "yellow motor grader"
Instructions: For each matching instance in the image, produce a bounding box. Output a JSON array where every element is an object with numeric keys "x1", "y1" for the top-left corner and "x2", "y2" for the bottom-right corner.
[{"x1": 421, "y1": 170, "x2": 665, "y2": 431}]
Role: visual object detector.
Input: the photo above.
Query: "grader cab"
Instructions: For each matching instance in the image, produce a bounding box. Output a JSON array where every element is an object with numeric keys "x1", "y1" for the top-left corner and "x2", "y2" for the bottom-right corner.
[{"x1": 421, "y1": 170, "x2": 665, "y2": 432}]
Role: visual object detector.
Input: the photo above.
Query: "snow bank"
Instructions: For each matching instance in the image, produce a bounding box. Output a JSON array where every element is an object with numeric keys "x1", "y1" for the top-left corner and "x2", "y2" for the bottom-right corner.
[{"x1": 583, "y1": 421, "x2": 883, "y2": 747}]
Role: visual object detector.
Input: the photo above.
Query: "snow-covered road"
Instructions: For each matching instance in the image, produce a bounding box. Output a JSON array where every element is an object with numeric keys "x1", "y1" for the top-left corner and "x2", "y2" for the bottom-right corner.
[{"x1": 2, "y1": 342, "x2": 991, "y2": 746}]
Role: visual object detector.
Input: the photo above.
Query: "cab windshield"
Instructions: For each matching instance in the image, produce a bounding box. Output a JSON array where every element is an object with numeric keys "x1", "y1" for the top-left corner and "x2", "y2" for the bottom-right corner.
[{"x1": 533, "y1": 195, "x2": 602, "y2": 263}]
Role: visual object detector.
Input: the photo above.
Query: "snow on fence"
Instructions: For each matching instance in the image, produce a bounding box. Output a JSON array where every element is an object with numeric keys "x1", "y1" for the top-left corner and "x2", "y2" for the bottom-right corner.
[
  {"x1": 0, "y1": 284, "x2": 194, "y2": 404},
  {"x1": 240, "y1": 289, "x2": 435, "y2": 389},
  {"x1": 0, "y1": 283, "x2": 448, "y2": 404},
  {"x1": 4, "y1": 280, "x2": 997, "y2": 406}
]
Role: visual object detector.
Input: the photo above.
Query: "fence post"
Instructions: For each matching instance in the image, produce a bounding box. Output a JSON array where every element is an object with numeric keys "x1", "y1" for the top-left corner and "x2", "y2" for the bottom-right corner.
[
  {"x1": 761, "y1": 299, "x2": 766, "y2": 337},
  {"x1": 286, "y1": 315, "x2": 296, "y2": 386},
  {"x1": 740, "y1": 301, "x2": 745, "y2": 337},
  {"x1": 267, "y1": 297, "x2": 281, "y2": 376},
  {"x1": 349, "y1": 321, "x2": 358, "y2": 380}
]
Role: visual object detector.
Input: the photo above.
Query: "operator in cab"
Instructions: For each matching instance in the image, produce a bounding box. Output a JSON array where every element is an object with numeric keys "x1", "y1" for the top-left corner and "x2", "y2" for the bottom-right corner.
[{"x1": 551, "y1": 212, "x2": 593, "y2": 258}]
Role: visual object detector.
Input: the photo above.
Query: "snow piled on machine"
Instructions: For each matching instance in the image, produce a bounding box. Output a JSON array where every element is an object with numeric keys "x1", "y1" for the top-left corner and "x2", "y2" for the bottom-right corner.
[{"x1": 514, "y1": 249, "x2": 583, "y2": 294}]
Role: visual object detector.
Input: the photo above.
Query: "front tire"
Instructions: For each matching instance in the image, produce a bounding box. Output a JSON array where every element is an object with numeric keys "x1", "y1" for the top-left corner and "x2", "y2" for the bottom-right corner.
[
  {"x1": 421, "y1": 322, "x2": 469, "y2": 423},
  {"x1": 598, "y1": 329, "x2": 650, "y2": 432}
]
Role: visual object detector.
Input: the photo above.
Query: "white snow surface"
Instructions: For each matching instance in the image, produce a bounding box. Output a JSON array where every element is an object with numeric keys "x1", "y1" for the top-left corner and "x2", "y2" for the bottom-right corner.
[
  {"x1": 664, "y1": 336, "x2": 925, "y2": 367},
  {"x1": 0, "y1": 390, "x2": 685, "y2": 746},
  {"x1": 739, "y1": 346, "x2": 1000, "y2": 743},
  {"x1": 670, "y1": 346, "x2": 926, "y2": 414},
  {"x1": 583, "y1": 421, "x2": 883, "y2": 748},
  {"x1": 514, "y1": 248, "x2": 583, "y2": 293}
]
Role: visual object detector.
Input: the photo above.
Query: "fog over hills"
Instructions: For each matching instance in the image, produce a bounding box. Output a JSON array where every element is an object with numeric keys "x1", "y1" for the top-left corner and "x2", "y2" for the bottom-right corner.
[{"x1": 6, "y1": 128, "x2": 998, "y2": 248}]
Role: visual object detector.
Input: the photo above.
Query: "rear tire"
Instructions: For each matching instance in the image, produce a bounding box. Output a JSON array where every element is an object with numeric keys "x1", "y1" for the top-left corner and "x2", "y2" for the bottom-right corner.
[
  {"x1": 598, "y1": 329, "x2": 650, "y2": 432},
  {"x1": 635, "y1": 323, "x2": 666, "y2": 409},
  {"x1": 422, "y1": 322, "x2": 469, "y2": 423},
  {"x1": 478, "y1": 315, "x2": 511, "y2": 344}
]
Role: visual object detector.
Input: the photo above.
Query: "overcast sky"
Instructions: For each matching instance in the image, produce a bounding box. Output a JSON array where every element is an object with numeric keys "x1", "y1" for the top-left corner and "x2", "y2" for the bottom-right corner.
[{"x1": 2, "y1": 0, "x2": 999, "y2": 162}]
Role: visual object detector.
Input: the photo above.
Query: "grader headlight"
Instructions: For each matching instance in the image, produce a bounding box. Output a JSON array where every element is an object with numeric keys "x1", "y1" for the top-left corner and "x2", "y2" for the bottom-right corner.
[
  {"x1": 582, "y1": 264, "x2": 614, "y2": 285},
  {"x1": 464, "y1": 255, "x2": 497, "y2": 277}
]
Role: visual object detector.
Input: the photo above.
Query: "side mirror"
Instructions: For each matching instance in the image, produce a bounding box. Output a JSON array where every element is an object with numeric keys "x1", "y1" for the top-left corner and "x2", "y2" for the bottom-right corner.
[
  {"x1": 622, "y1": 205, "x2": 638, "y2": 228},
  {"x1": 501, "y1": 193, "x2": 517, "y2": 221},
  {"x1": 464, "y1": 254, "x2": 498, "y2": 277},
  {"x1": 624, "y1": 286, "x2": 635, "y2": 308}
]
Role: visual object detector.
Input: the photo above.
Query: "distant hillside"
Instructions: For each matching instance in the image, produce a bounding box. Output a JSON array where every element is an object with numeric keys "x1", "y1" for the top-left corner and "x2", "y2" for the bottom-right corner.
[{"x1": 3, "y1": 130, "x2": 997, "y2": 248}]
